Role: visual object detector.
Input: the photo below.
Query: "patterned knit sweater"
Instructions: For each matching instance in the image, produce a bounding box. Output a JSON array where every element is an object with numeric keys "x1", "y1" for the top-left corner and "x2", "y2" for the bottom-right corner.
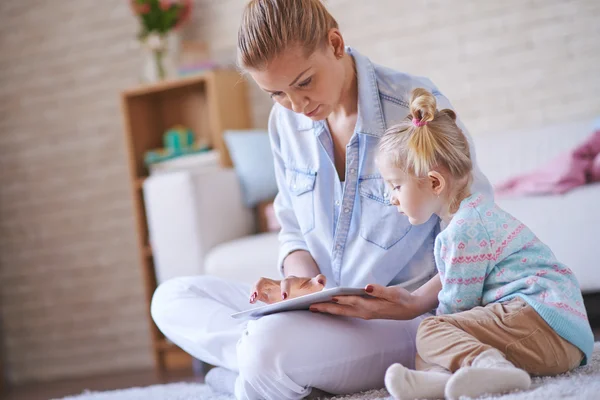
[{"x1": 435, "y1": 192, "x2": 594, "y2": 364}]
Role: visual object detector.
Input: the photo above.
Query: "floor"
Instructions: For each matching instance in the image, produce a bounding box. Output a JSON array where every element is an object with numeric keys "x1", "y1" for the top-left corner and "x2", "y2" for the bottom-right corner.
[
  {"x1": 3, "y1": 329, "x2": 600, "y2": 400},
  {"x1": 0, "y1": 367, "x2": 203, "y2": 400}
]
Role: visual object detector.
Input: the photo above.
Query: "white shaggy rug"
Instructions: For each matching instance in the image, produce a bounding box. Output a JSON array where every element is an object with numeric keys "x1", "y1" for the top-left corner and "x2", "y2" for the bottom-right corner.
[{"x1": 56, "y1": 343, "x2": 600, "y2": 400}]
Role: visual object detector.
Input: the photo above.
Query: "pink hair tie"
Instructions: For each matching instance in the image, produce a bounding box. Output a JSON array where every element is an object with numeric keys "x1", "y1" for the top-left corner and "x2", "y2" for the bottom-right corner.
[{"x1": 412, "y1": 117, "x2": 428, "y2": 127}]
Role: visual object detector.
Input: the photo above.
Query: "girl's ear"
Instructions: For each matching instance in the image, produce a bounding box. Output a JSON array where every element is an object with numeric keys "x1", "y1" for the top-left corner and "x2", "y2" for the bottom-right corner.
[{"x1": 427, "y1": 171, "x2": 446, "y2": 196}]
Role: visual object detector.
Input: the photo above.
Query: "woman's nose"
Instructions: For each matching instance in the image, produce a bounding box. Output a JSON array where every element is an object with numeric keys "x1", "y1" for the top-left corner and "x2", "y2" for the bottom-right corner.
[{"x1": 289, "y1": 94, "x2": 308, "y2": 114}]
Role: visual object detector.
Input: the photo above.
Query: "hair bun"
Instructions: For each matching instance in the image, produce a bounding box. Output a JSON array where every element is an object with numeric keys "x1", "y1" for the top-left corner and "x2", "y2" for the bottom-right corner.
[
  {"x1": 409, "y1": 88, "x2": 437, "y2": 124},
  {"x1": 439, "y1": 109, "x2": 457, "y2": 122}
]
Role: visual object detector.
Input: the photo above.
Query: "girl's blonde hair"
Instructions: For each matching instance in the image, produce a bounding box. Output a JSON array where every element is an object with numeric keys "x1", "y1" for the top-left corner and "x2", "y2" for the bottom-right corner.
[
  {"x1": 378, "y1": 88, "x2": 473, "y2": 212},
  {"x1": 237, "y1": 0, "x2": 339, "y2": 70}
]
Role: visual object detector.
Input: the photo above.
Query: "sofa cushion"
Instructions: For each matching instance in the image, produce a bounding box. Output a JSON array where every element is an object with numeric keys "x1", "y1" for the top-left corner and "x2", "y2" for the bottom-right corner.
[
  {"x1": 474, "y1": 119, "x2": 597, "y2": 186},
  {"x1": 495, "y1": 183, "x2": 600, "y2": 293},
  {"x1": 475, "y1": 118, "x2": 600, "y2": 292},
  {"x1": 224, "y1": 130, "x2": 278, "y2": 208},
  {"x1": 204, "y1": 232, "x2": 280, "y2": 286}
]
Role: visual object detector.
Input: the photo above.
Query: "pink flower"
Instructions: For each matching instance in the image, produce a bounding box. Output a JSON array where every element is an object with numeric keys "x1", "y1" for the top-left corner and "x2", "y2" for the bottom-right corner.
[
  {"x1": 174, "y1": 0, "x2": 193, "y2": 29},
  {"x1": 131, "y1": 1, "x2": 150, "y2": 15},
  {"x1": 160, "y1": 0, "x2": 173, "y2": 11}
]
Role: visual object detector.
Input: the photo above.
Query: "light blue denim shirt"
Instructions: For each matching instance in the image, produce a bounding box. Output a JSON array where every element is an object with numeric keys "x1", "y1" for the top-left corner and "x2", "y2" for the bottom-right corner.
[{"x1": 269, "y1": 47, "x2": 492, "y2": 288}]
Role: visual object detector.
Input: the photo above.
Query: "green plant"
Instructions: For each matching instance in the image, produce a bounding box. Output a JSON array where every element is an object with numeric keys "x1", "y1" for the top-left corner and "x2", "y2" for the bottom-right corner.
[
  {"x1": 130, "y1": 0, "x2": 192, "y2": 80},
  {"x1": 130, "y1": 0, "x2": 192, "y2": 40}
]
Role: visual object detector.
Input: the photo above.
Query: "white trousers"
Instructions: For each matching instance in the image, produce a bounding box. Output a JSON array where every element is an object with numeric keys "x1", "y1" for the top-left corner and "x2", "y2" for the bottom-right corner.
[{"x1": 151, "y1": 275, "x2": 425, "y2": 400}]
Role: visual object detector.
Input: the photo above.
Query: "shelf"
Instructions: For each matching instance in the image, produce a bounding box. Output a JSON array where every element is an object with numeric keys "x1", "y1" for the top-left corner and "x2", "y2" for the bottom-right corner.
[
  {"x1": 155, "y1": 339, "x2": 193, "y2": 371},
  {"x1": 123, "y1": 72, "x2": 211, "y2": 97},
  {"x1": 135, "y1": 177, "x2": 146, "y2": 190},
  {"x1": 122, "y1": 68, "x2": 250, "y2": 374},
  {"x1": 156, "y1": 339, "x2": 179, "y2": 353}
]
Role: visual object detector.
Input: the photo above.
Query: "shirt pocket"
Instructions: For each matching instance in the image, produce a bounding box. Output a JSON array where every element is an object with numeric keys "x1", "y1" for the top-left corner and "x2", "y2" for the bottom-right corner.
[
  {"x1": 358, "y1": 177, "x2": 412, "y2": 250},
  {"x1": 285, "y1": 167, "x2": 317, "y2": 235}
]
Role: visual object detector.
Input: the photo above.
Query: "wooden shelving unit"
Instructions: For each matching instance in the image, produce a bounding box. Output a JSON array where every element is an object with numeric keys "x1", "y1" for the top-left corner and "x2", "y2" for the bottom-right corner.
[{"x1": 120, "y1": 70, "x2": 251, "y2": 373}]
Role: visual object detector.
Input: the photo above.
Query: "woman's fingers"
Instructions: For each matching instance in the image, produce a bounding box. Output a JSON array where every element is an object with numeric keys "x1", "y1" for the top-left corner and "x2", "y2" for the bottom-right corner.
[
  {"x1": 280, "y1": 277, "x2": 292, "y2": 300},
  {"x1": 259, "y1": 290, "x2": 276, "y2": 304},
  {"x1": 332, "y1": 295, "x2": 364, "y2": 306},
  {"x1": 312, "y1": 274, "x2": 327, "y2": 287},
  {"x1": 250, "y1": 277, "x2": 280, "y2": 303},
  {"x1": 249, "y1": 291, "x2": 258, "y2": 304},
  {"x1": 309, "y1": 303, "x2": 367, "y2": 319},
  {"x1": 364, "y1": 283, "x2": 404, "y2": 302}
]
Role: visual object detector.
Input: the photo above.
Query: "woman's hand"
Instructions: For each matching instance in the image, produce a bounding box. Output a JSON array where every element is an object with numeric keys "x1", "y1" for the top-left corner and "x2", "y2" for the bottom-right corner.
[
  {"x1": 308, "y1": 284, "x2": 422, "y2": 320},
  {"x1": 249, "y1": 274, "x2": 327, "y2": 304}
]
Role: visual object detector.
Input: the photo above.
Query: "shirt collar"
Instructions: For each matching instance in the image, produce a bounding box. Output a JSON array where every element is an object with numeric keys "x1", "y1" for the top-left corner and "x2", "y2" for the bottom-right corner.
[{"x1": 349, "y1": 47, "x2": 386, "y2": 137}]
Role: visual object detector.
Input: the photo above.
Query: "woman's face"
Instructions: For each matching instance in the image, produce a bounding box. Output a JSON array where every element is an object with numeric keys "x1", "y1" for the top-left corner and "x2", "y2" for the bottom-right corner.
[{"x1": 248, "y1": 43, "x2": 347, "y2": 121}]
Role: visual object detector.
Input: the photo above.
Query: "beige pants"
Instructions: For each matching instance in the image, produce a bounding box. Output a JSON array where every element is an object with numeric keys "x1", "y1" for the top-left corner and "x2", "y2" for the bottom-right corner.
[{"x1": 416, "y1": 297, "x2": 583, "y2": 376}]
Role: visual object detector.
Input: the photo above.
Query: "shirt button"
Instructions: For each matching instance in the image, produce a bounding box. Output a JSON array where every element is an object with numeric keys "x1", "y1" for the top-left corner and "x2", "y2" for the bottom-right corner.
[
  {"x1": 350, "y1": 168, "x2": 356, "y2": 174},
  {"x1": 335, "y1": 200, "x2": 340, "y2": 206},
  {"x1": 344, "y1": 208, "x2": 350, "y2": 213}
]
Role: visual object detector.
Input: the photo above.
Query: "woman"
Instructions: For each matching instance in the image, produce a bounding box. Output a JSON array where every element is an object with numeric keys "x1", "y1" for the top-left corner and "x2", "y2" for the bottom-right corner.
[{"x1": 151, "y1": 1, "x2": 492, "y2": 399}]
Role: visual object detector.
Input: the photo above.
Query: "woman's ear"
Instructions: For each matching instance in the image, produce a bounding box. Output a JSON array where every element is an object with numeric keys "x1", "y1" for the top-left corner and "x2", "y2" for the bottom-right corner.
[
  {"x1": 427, "y1": 171, "x2": 446, "y2": 196},
  {"x1": 327, "y1": 28, "x2": 345, "y2": 59}
]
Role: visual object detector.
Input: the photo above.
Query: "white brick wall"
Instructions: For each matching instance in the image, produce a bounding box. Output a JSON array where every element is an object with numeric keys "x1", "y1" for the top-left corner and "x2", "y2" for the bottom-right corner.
[
  {"x1": 195, "y1": 0, "x2": 600, "y2": 132},
  {"x1": 0, "y1": 0, "x2": 153, "y2": 384},
  {"x1": 0, "y1": 0, "x2": 598, "y2": 385}
]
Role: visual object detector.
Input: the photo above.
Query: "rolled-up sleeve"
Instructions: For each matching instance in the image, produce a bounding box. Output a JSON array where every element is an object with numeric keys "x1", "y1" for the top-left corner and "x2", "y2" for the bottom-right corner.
[{"x1": 268, "y1": 106, "x2": 310, "y2": 276}]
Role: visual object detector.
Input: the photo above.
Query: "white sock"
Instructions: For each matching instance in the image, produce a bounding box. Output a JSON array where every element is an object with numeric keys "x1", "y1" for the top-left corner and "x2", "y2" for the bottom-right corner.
[
  {"x1": 385, "y1": 363, "x2": 450, "y2": 400},
  {"x1": 445, "y1": 349, "x2": 531, "y2": 400}
]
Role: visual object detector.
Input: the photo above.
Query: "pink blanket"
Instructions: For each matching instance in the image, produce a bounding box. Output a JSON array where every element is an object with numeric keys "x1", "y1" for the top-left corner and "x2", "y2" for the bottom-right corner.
[{"x1": 495, "y1": 130, "x2": 600, "y2": 197}]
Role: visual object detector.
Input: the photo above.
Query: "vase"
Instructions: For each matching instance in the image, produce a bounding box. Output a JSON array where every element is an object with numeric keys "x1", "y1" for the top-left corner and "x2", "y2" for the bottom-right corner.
[{"x1": 141, "y1": 32, "x2": 181, "y2": 83}]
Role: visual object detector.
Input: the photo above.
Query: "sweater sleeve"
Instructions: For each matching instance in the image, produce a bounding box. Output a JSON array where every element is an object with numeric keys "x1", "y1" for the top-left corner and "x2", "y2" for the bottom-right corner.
[{"x1": 436, "y1": 218, "x2": 494, "y2": 314}]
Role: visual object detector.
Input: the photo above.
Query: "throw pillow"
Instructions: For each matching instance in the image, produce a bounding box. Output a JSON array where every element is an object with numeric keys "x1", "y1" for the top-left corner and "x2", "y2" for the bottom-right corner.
[{"x1": 224, "y1": 130, "x2": 279, "y2": 208}]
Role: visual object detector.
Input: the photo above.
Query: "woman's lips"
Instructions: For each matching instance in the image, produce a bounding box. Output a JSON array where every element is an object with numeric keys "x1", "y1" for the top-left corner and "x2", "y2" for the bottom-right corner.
[{"x1": 305, "y1": 105, "x2": 320, "y2": 117}]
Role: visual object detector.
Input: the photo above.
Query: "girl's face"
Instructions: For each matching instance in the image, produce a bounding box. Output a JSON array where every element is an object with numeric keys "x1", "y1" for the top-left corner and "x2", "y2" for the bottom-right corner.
[
  {"x1": 378, "y1": 160, "x2": 444, "y2": 226},
  {"x1": 248, "y1": 37, "x2": 347, "y2": 121}
]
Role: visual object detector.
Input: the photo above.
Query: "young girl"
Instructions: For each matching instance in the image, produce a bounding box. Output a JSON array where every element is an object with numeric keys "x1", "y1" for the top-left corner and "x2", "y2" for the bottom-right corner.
[{"x1": 377, "y1": 89, "x2": 595, "y2": 400}]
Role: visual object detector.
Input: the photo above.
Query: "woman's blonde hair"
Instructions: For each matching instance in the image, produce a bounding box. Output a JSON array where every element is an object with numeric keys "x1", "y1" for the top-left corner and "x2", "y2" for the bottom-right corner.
[
  {"x1": 237, "y1": 0, "x2": 339, "y2": 70},
  {"x1": 378, "y1": 88, "x2": 473, "y2": 212}
]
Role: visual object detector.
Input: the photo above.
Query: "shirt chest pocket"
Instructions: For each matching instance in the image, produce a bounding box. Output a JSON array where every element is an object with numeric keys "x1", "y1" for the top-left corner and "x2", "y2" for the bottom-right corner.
[
  {"x1": 286, "y1": 168, "x2": 317, "y2": 235},
  {"x1": 358, "y1": 177, "x2": 412, "y2": 249}
]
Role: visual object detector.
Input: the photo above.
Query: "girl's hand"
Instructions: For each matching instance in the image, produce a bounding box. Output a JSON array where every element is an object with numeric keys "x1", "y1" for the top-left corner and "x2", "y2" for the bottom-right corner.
[
  {"x1": 249, "y1": 274, "x2": 327, "y2": 304},
  {"x1": 309, "y1": 284, "x2": 421, "y2": 320}
]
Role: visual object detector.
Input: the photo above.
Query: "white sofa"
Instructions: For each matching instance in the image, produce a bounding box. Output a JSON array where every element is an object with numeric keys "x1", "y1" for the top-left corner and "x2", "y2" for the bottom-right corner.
[
  {"x1": 145, "y1": 118, "x2": 600, "y2": 295},
  {"x1": 474, "y1": 119, "x2": 600, "y2": 294},
  {"x1": 143, "y1": 167, "x2": 280, "y2": 286}
]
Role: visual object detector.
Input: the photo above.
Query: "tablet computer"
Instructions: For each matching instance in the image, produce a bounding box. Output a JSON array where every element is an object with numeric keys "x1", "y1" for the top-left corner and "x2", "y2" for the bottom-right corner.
[{"x1": 231, "y1": 287, "x2": 370, "y2": 320}]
